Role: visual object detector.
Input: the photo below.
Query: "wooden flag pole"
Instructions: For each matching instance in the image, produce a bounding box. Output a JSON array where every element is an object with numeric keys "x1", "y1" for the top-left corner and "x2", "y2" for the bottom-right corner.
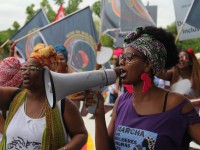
[
  {"x1": 14, "y1": 29, "x2": 40, "y2": 43},
  {"x1": 175, "y1": 23, "x2": 185, "y2": 44},
  {"x1": 0, "y1": 39, "x2": 9, "y2": 49}
]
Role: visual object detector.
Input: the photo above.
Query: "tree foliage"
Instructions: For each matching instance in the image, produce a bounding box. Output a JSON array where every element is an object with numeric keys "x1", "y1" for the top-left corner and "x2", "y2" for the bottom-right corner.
[
  {"x1": 26, "y1": 4, "x2": 36, "y2": 22},
  {"x1": 65, "y1": 0, "x2": 82, "y2": 14},
  {"x1": 12, "y1": 21, "x2": 20, "y2": 31},
  {"x1": 41, "y1": 0, "x2": 56, "y2": 22},
  {"x1": 100, "y1": 34, "x2": 114, "y2": 49},
  {"x1": 166, "y1": 22, "x2": 200, "y2": 52},
  {"x1": 91, "y1": 0, "x2": 114, "y2": 48},
  {"x1": 54, "y1": 0, "x2": 65, "y2": 5},
  {"x1": 92, "y1": 1, "x2": 100, "y2": 18}
]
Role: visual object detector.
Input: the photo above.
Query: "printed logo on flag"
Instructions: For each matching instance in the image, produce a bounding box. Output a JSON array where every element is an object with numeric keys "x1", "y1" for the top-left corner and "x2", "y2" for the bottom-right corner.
[
  {"x1": 64, "y1": 30, "x2": 97, "y2": 72},
  {"x1": 26, "y1": 29, "x2": 45, "y2": 57}
]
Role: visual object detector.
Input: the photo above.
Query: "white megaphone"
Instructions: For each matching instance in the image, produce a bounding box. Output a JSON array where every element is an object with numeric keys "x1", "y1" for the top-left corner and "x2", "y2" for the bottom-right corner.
[{"x1": 44, "y1": 67, "x2": 117, "y2": 113}]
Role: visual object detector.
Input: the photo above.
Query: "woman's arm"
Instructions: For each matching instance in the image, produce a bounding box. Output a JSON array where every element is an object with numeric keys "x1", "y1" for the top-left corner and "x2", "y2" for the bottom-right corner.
[
  {"x1": 61, "y1": 98, "x2": 88, "y2": 150},
  {"x1": 156, "y1": 69, "x2": 173, "y2": 82},
  {"x1": 9, "y1": 41, "x2": 17, "y2": 57},
  {"x1": 0, "y1": 114, "x2": 5, "y2": 133},
  {"x1": 179, "y1": 97, "x2": 200, "y2": 144},
  {"x1": 94, "y1": 92, "x2": 118, "y2": 150},
  {"x1": 0, "y1": 87, "x2": 19, "y2": 110},
  {"x1": 183, "y1": 102, "x2": 200, "y2": 144},
  {"x1": 189, "y1": 123, "x2": 200, "y2": 144}
]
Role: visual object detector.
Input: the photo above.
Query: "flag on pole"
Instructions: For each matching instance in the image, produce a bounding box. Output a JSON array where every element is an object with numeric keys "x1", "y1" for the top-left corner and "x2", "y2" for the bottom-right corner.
[
  {"x1": 186, "y1": 0, "x2": 200, "y2": 29},
  {"x1": 54, "y1": 5, "x2": 65, "y2": 21},
  {"x1": 40, "y1": 7, "x2": 98, "y2": 72},
  {"x1": 100, "y1": 0, "x2": 155, "y2": 48},
  {"x1": 173, "y1": 0, "x2": 200, "y2": 41},
  {"x1": 10, "y1": 9, "x2": 49, "y2": 61},
  {"x1": 100, "y1": 0, "x2": 120, "y2": 34},
  {"x1": 120, "y1": 0, "x2": 155, "y2": 32}
]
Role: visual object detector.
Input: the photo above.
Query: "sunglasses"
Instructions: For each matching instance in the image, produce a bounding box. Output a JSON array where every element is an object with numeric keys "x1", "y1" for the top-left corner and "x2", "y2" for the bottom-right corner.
[
  {"x1": 20, "y1": 66, "x2": 41, "y2": 72},
  {"x1": 119, "y1": 52, "x2": 146, "y2": 62}
]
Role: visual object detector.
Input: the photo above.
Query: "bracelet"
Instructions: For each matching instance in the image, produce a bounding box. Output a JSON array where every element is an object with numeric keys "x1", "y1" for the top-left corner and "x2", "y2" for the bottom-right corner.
[{"x1": 63, "y1": 146, "x2": 67, "y2": 150}]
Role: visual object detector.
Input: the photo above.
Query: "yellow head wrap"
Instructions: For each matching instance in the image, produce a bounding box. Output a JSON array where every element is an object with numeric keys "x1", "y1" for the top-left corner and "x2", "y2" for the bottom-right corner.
[{"x1": 30, "y1": 43, "x2": 58, "y2": 71}]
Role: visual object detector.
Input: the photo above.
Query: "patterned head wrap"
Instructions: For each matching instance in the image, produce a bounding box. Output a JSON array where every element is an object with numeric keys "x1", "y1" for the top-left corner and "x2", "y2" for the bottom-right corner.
[
  {"x1": 123, "y1": 27, "x2": 167, "y2": 74},
  {"x1": 0, "y1": 57, "x2": 22, "y2": 87},
  {"x1": 29, "y1": 43, "x2": 58, "y2": 71},
  {"x1": 54, "y1": 44, "x2": 68, "y2": 63}
]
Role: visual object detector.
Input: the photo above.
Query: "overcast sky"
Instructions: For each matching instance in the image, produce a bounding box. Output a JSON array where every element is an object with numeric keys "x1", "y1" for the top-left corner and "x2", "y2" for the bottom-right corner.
[{"x1": 0, "y1": 0, "x2": 175, "y2": 31}]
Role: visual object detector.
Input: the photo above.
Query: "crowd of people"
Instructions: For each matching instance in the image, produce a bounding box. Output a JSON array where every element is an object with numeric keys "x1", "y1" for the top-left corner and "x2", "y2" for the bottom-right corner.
[{"x1": 0, "y1": 25, "x2": 200, "y2": 150}]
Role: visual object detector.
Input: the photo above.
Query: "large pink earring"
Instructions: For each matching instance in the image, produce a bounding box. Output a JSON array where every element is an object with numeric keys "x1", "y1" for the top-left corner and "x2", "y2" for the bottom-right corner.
[{"x1": 141, "y1": 73, "x2": 152, "y2": 93}]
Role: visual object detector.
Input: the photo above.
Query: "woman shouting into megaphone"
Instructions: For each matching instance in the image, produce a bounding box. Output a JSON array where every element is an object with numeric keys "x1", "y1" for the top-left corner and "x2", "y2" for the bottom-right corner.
[
  {"x1": 84, "y1": 26, "x2": 200, "y2": 150},
  {"x1": 0, "y1": 43, "x2": 88, "y2": 150}
]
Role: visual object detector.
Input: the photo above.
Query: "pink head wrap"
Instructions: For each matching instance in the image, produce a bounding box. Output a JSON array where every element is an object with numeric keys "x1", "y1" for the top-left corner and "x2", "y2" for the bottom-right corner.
[
  {"x1": 113, "y1": 47, "x2": 123, "y2": 57},
  {"x1": 0, "y1": 57, "x2": 22, "y2": 87}
]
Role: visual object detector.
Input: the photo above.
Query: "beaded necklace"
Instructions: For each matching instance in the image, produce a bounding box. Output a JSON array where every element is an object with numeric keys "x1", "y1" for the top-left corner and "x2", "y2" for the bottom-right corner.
[{"x1": 24, "y1": 98, "x2": 46, "y2": 118}]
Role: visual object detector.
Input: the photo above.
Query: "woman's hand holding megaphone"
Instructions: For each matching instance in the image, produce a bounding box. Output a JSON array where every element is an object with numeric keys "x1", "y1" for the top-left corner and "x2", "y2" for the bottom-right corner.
[
  {"x1": 84, "y1": 90, "x2": 105, "y2": 115},
  {"x1": 67, "y1": 91, "x2": 86, "y2": 101}
]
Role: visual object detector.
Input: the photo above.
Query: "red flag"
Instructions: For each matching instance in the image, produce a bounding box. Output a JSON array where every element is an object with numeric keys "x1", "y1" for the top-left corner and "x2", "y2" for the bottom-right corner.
[{"x1": 54, "y1": 5, "x2": 65, "y2": 21}]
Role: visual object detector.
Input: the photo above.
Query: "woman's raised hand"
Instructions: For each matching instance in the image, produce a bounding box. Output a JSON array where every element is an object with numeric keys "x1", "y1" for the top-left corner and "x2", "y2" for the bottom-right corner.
[{"x1": 84, "y1": 90, "x2": 105, "y2": 115}]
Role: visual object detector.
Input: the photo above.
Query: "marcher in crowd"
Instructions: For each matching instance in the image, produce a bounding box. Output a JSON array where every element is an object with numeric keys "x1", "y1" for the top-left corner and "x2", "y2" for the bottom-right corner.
[
  {"x1": 107, "y1": 47, "x2": 123, "y2": 103},
  {"x1": 9, "y1": 41, "x2": 26, "y2": 64},
  {"x1": 54, "y1": 44, "x2": 69, "y2": 73},
  {"x1": 158, "y1": 48, "x2": 200, "y2": 99},
  {"x1": 0, "y1": 43, "x2": 87, "y2": 150},
  {"x1": 0, "y1": 57, "x2": 23, "y2": 118},
  {"x1": 85, "y1": 26, "x2": 200, "y2": 150},
  {"x1": 0, "y1": 57, "x2": 23, "y2": 142},
  {"x1": 157, "y1": 48, "x2": 200, "y2": 113}
]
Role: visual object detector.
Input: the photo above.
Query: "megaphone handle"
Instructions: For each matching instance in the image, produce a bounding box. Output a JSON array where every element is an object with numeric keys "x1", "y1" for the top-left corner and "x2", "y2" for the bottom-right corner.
[{"x1": 87, "y1": 91, "x2": 99, "y2": 114}]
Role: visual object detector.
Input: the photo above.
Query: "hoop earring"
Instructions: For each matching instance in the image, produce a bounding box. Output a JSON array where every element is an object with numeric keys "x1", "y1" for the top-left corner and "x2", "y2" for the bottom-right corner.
[{"x1": 141, "y1": 73, "x2": 152, "y2": 93}]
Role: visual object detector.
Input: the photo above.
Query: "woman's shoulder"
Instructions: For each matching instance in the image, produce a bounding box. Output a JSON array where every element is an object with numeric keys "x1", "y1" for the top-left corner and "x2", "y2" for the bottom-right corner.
[
  {"x1": 0, "y1": 87, "x2": 20, "y2": 100},
  {"x1": 166, "y1": 91, "x2": 191, "y2": 112}
]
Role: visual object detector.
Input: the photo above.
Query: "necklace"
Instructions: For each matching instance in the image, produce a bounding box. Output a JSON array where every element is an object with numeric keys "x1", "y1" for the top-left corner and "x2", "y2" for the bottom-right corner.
[
  {"x1": 37, "y1": 101, "x2": 46, "y2": 118},
  {"x1": 24, "y1": 98, "x2": 46, "y2": 118}
]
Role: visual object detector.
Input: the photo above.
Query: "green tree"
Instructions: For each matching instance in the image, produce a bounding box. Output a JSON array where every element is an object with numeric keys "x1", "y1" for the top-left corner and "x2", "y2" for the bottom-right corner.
[
  {"x1": 54, "y1": 0, "x2": 65, "y2": 5},
  {"x1": 65, "y1": 0, "x2": 82, "y2": 14},
  {"x1": 25, "y1": 0, "x2": 56, "y2": 23},
  {"x1": 12, "y1": 21, "x2": 20, "y2": 31},
  {"x1": 166, "y1": 22, "x2": 200, "y2": 52},
  {"x1": 26, "y1": 4, "x2": 37, "y2": 22},
  {"x1": 100, "y1": 34, "x2": 114, "y2": 49},
  {"x1": 92, "y1": 1, "x2": 100, "y2": 18},
  {"x1": 0, "y1": 21, "x2": 21, "y2": 57},
  {"x1": 41, "y1": 0, "x2": 56, "y2": 22},
  {"x1": 91, "y1": 1, "x2": 113, "y2": 48},
  {"x1": 166, "y1": 22, "x2": 177, "y2": 36}
]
